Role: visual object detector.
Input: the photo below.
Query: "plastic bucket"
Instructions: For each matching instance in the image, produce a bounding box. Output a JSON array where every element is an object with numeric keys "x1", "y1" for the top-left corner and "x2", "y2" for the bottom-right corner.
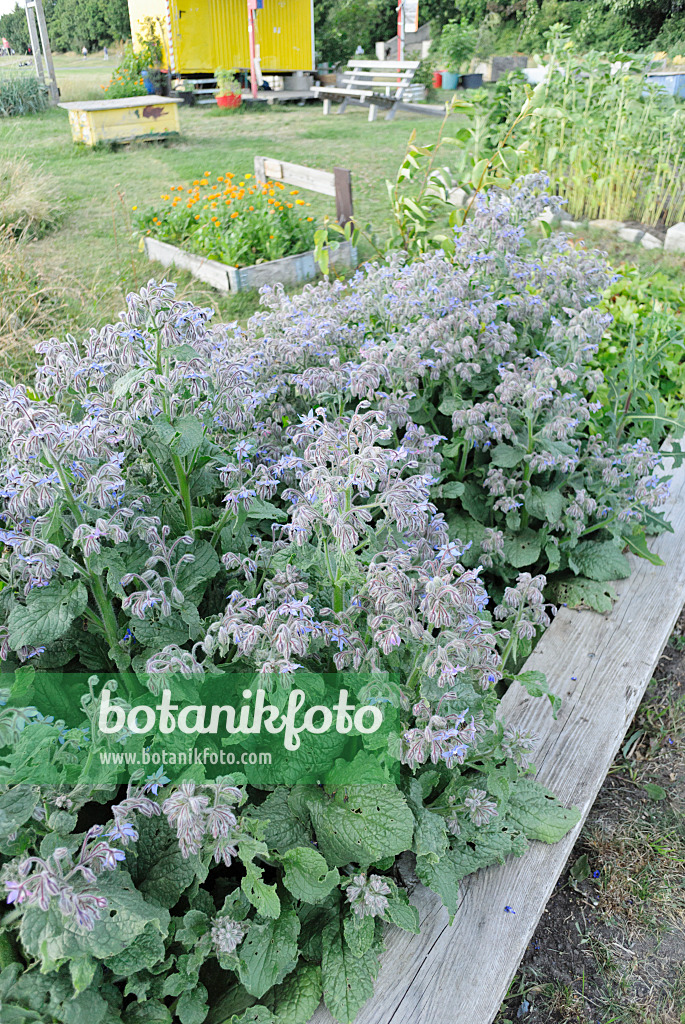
[
  {"x1": 441, "y1": 70, "x2": 459, "y2": 90},
  {"x1": 432, "y1": 71, "x2": 443, "y2": 88},
  {"x1": 460, "y1": 73, "x2": 483, "y2": 89}
]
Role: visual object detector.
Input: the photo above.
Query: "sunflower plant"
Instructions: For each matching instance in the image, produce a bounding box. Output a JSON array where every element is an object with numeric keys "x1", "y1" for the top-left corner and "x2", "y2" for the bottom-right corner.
[{"x1": 135, "y1": 170, "x2": 318, "y2": 268}]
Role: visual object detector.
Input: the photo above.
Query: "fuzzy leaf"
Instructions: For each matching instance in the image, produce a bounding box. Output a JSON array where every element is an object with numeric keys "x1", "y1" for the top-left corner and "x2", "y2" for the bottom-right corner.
[
  {"x1": 242, "y1": 862, "x2": 281, "y2": 919},
  {"x1": 178, "y1": 985, "x2": 209, "y2": 1024},
  {"x1": 503, "y1": 530, "x2": 542, "y2": 569},
  {"x1": 237, "y1": 909, "x2": 300, "y2": 999},
  {"x1": 524, "y1": 486, "x2": 564, "y2": 524},
  {"x1": 321, "y1": 917, "x2": 379, "y2": 1024},
  {"x1": 342, "y1": 913, "x2": 375, "y2": 958},
  {"x1": 175, "y1": 540, "x2": 221, "y2": 594},
  {"x1": 20, "y1": 871, "x2": 170, "y2": 969},
  {"x1": 8, "y1": 581, "x2": 88, "y2": 650},
  {"x1": 0, "y1": 786, "x2": 39, "y2": 838},
  {"x1": 506, "y1": 778, "x2": 581, "y2": 843},
  {"x1": 383, "y1": 887, "x2": 420, "y2": 934},
  {"x1": 513, "y1": 669, "x2": 562, "y2": 719},
  {"x1": 568, "y1": 541, "x2": 631, "y2": 582},
  {"x1": 127, "y1": 815, "x2": 201, "y2": 909},
  {"x1": 491, "y1": 444, "x2": 525, "y2": 468},
  {"x1": 307, "y1": 785, "x2": 414, "y2": 868},
  {"x1": 248, "y1": 788, "x2": 312, "y2": 854},
  {"x1": 415, "y1": 852, "x2": 460, "y2": 918},
  {"x1": 272, "y1": 963, "x2": 322, "y2": 1024},
  {"x1": 554, "y1": 575, "x2": 617, "y2": 612},
  {"x1": 281, "y1": 847, "x2": 340, "y2": 904}
]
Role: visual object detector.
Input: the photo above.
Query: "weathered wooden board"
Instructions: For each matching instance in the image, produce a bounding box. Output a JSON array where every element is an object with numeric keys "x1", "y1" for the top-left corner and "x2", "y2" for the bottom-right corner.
[
  {"x1": 310, "y1": 451, "x2": 685, "y2": 1024},
  {"x1": 145, "y1": 237, "x2": 357, "y2": 294},
  {"x1": 254, "y1": 155, "x2": 337, "y2": 198}
]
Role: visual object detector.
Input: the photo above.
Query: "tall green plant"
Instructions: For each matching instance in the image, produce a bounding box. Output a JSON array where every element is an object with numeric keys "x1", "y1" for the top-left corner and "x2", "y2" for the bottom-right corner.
[{"x1": 503, "y1": 25, "x2": 685, "y2": 225}]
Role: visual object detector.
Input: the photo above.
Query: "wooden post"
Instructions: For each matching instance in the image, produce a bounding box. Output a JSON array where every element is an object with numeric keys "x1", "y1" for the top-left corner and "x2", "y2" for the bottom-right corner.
[
  {"x1": 367, "y1": 102, "x2": 378, "y2": 122},
  {"x1": 27, "y1": 0, "x2": 58, "y2": 102},
  {"x1": 323, "y1": 98, "x2": 331, "y2": 115},
  {"x1": 333, "y1": 167, "x2": 353, "y2": 227},
  {"x1": 396, "y1": 0, "x2": 404, "y2": 61},
  {"x1": 247, "y1": 0, "x2": 258, "y2": 99},
  {"x1": 24, "y1": 4, "x2": 45, "y2": 88}
]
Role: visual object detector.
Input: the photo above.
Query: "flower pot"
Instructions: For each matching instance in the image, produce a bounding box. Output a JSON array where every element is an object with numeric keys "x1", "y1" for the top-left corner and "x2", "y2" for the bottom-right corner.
[
  {"x1": 432, "y1": 71, "x2": 443, "y2": 88},
  {"x1": 217, "y1": 94, "x2": 242, "y2": 109},
  {"x1": 441, "y1": 70, "x2": 459, "y2": 90},
  {"x1": 460, "y1": 72, "x2": 483, "y2": 89}
]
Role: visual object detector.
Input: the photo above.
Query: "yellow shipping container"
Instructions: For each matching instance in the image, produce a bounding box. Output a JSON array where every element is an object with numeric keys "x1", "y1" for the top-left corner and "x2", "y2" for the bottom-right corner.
[{"x1": 128, "y1": 0, "x2": 315, "y2": 75}]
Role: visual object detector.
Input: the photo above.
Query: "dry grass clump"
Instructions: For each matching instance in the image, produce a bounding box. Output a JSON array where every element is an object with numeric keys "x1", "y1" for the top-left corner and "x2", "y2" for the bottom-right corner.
[
  {"x1": 0, "y1": 227, "x2": 77, "y2": 379},
  {"x1": 0, "y1": 156, "x2": 62, "y2": 239}
]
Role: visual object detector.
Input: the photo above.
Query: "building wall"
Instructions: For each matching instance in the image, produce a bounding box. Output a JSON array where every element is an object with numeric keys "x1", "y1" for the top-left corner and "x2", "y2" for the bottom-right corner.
[{"x1": 129, "y1": 0, "x2": 314, "y2": 75}]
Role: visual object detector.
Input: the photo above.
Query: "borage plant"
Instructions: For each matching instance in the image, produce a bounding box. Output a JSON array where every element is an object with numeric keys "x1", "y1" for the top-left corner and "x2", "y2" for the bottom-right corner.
[
  {"x1": 239, "y1": 174, "x2": 668, "y2": 620},
  {"x1": 0, "y1": 269, "x2": 580, "y2": 1023}
]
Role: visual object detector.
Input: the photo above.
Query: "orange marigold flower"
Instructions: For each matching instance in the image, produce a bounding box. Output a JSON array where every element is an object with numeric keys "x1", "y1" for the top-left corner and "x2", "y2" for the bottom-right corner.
[
  {"x1": 230, "y1": 212, "x2": 239, "y2": 218},
  {"x1": 286, "y1": 202, "x2": 293, "y2": 208},
  {"x1": 296, "y1": 199, "x2": 304, "y2": 205},
  {"x1": 306, "y1": 216, "x2": 314, "y2": 221},
  {"x1": 248, "y1": 205, "x2": 254, "y2": 211},
  {"x1": 289, "y1": 190, "x2": 298, "y2": 195},
  {"x1": 194, "y1": 214, "x2": 200, "y2": 220}
]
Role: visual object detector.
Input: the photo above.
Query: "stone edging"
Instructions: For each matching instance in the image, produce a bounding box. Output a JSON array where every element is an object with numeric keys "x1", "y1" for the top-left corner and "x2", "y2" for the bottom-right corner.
[{"x1": 533, "y1": 210, "x2": 685, "y2": 252}]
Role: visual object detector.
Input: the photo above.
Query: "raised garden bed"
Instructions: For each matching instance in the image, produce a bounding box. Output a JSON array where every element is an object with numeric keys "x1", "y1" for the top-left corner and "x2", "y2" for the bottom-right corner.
[
  {"x1": 308, "y1": 450, "x2": 685, "y2": 1024},
  {"x1": 143, "y1": 235, "x2": 358, "y2": 293}
]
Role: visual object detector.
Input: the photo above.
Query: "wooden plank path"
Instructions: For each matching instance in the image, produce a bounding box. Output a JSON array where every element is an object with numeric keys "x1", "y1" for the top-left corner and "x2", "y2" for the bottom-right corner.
[{"x1": 310, "y1": 451, "x2": 685, "y2": 1024}]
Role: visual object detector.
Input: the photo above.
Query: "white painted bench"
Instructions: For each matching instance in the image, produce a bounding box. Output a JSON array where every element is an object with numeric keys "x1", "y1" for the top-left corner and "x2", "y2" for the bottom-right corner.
[
  {"x1": 308, "y1": 447, "x2": 685, "y2": 1023},
  {"x1": 313, "y1": 58, "x2": 421, "y2": 122}
]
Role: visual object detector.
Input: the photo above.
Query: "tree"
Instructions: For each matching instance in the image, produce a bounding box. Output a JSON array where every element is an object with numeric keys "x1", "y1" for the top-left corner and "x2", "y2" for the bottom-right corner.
[{"x1": 0, "y1": 5, "x2": 30, "y2": 54}]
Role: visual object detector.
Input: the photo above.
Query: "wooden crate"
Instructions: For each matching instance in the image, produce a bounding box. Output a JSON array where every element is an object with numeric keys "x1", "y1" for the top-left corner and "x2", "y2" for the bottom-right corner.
[
  {"x1": 59, "y1": 96, "x2": 182, "y2": 146},
  {"x1": 144, "y1": 236, "x2": 358, "y2": 293},
  {"x1": 308, "y1": 448, "x2": 685, "y2": 1024}
]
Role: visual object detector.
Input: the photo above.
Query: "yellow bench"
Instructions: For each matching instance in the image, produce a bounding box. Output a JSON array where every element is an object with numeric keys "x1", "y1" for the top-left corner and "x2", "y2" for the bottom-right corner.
[{"x1": 59, "y1": 96, "x2": 182, "y2": 147}]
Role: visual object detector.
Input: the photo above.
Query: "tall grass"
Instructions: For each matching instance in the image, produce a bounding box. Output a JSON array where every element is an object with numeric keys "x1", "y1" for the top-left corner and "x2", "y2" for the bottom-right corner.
[
  {"x1": 0, "y1": 156, "x2": 62, "y2": 238},
  {"x1": 0, "y1": 71, "x2": 48, "y2": 117},
  {"x1": 508, "y1": 29, "x2": 685, "y2": 227},
  {"x1": 0, "y1": 228, "x2": 77, "y2": 379}
]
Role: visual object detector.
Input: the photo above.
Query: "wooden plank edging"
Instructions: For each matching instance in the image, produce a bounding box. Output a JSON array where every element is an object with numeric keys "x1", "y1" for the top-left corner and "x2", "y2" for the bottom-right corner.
[
  {"x1": 144, "y1": 238, "x2": 358, "y2": 293},
  {"x1": 309, "y1": 452, "x2": 685, "y2": 1024}
]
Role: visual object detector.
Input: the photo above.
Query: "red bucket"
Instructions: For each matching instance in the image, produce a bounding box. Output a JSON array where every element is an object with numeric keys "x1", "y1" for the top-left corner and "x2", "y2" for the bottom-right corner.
[{"x1": 432, "y1": 71, "x2": 443, "y2": 89}]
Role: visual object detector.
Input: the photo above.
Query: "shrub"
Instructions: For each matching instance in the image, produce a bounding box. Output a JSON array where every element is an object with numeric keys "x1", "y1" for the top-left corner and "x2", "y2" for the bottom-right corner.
[
  {"x1": 0, "y1": 71, "x2": 48, "y2": 117},
  {"x1": 136, "y1": 171, "x2": 317, "y2": 267},
  {"x1": 0, "y1": 156, "x2": 61, "y2": 239}
]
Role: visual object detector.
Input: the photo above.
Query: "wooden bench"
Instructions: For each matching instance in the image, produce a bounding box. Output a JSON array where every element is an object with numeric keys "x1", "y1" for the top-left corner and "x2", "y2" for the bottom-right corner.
[
  {"x1": 308, "y1": 446, "x2": 685, "y2": 1023},
  {"x1": 313, "y1": 58, "x2": 421, "y2": 122}
]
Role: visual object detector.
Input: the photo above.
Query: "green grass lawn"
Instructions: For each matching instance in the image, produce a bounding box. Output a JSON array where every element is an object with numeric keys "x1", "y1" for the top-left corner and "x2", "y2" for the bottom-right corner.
[{"x1": 0, "y1": 98, "x2": 447, "y2": 366}]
